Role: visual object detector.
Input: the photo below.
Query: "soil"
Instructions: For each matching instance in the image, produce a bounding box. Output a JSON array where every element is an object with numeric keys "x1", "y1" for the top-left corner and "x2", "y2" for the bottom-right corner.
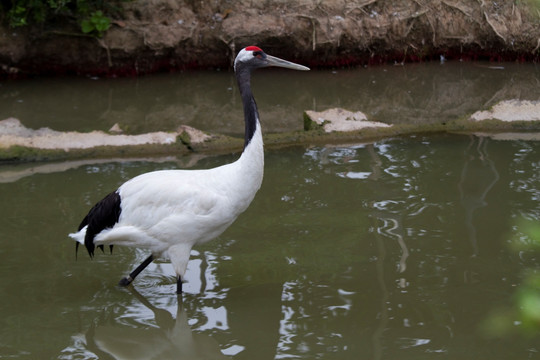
[{"x1": 1, "y1": 0, "x2": 539, "y2": 78}]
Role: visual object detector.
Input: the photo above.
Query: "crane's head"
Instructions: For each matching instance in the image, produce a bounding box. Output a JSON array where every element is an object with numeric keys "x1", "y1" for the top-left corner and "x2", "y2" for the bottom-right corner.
[{"x1": 234, "y1": 46, "x2": 310, "y2": 72}]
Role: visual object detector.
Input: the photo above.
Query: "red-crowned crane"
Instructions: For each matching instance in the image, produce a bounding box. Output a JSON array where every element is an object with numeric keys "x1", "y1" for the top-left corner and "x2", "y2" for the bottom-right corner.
[{"x1": 69, "y1": 46, "x2": 309, "y2": 294}]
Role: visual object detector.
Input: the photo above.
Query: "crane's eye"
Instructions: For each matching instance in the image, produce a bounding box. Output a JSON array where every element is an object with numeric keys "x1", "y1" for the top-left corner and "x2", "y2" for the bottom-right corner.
[{"x1": 252, "y1": 51, "x2": 263, "y2": 58}]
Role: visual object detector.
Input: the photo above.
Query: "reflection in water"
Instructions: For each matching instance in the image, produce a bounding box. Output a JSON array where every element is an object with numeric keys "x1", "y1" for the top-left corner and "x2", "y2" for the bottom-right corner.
[
  {"x1": 59, "y1": 248, "x2": 283, "y2": 360},
  {"x1": 0, "y1": 154, "x2": 212, "y2": 184},
  {"x1": 59, "y1": 250, "x2": 236, "y2": 359},
  {"x1": 372, "y1": 217, "x2": 390, "y2": 360},
  {"x1": 459, "y1": 135, "x2": 500, "y2": 257},
  {"x1": 367, "y1": 142, "x2": 409, "y2": 359},
  {"x1": 86, "y1": 289, "x2": 228, "y2": 360},
  {"x1": 380, "y1": 218, "x2": 409, "y2": 281},
  {"x1": 0, "y1": 157, "x2": 171, "y2": 184},
  {"x1": 0, "y1": 62, "x2": 538, "y2": 135}
]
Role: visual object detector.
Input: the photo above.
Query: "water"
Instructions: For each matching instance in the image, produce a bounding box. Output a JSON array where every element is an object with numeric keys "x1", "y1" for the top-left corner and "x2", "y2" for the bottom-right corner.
[
  {"x1": 1, "y1": 63, "x2": 540, "y2": 359},
  {"x1": 0, "y1": 134, "x2": 539, "y2": 359},
  {"x1": 1, "y1": 62, "x2": 538, "y2": 135}
]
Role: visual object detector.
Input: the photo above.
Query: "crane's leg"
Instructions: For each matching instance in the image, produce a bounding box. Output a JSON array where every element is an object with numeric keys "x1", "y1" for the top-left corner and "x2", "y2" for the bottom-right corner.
[
  {"x1": 176, "y1": 276, "x2": 183, "y2": 294},
  {"x1": 119, "y1": 255, "x2": 154, "y2": 287}
]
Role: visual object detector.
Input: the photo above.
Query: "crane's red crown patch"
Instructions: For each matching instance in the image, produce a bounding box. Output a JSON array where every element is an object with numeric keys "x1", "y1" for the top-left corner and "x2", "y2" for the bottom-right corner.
[{"x1": 245, "y1": 46, "x2": 263, "y2": 52}]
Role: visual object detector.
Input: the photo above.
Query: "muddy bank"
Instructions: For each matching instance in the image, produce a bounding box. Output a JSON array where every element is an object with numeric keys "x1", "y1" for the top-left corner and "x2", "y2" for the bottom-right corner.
[{"x1": 1, "y1": 0, "x2": 539, "y2": 77}]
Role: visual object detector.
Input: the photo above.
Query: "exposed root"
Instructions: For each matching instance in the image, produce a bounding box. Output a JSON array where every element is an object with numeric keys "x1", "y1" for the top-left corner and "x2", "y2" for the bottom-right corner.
[
  {"x1": 483, "y1": 11, "x2": 507, "y2": 43},
  {"x1": 532, "y1": 38, "x2": 540, "y2": 54}
]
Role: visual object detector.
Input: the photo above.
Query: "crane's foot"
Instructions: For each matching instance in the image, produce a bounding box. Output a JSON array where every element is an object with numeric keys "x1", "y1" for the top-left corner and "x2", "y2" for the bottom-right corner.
[
  {"x1": 118, "y1": 255, "x2": 154, "y2": 288},
  {"x1": 118, "y1": 276, "x2": 133, "y2": 287}
]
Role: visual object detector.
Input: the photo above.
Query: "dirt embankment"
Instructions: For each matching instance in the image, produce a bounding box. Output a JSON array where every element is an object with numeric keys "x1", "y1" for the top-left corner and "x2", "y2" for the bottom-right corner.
[{"x1": 1, "y1": 0, "x2": 539, "y2": 77}]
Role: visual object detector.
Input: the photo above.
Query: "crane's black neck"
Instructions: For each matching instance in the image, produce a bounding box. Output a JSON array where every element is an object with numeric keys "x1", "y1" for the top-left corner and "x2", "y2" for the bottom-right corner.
[{"x1": 236, "y1": 66, "x2": 260, "y2": 150}]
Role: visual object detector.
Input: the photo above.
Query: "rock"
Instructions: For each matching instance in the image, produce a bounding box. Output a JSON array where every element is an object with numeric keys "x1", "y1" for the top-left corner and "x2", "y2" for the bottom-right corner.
[
  {"x1": 470, "y1": 100, "x2": 540, "y2": 122},
  {"x1": 109, "y1": 123, "x2": 123, "y2": 133},
  {"x1": 304, "y1": 108, "x2": 391, "y2": 132},
  {"x1": 177, "y1": 125, "x2": 211, "y2": 146}
]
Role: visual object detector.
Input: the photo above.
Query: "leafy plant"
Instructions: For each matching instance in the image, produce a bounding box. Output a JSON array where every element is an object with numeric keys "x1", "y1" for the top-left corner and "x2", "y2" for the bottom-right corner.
[
  {"x1": 1, "y1": 0, "x2": 125, "y2": 37},
  {"x1": 6, "y1": 3, "x2": 28, "y2": 27},
  {"x1": 80, "y1": 10, "x2": 110, "y2": 37}
]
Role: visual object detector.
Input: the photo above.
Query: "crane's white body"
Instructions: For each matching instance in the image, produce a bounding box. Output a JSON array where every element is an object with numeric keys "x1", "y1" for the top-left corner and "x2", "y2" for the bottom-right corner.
[
  {"x1": 70, "y1": 121, "x2": 263, "y2": 278},
  {"x1": 69, "y1": 47, "x2": 307, "y2": 292}
]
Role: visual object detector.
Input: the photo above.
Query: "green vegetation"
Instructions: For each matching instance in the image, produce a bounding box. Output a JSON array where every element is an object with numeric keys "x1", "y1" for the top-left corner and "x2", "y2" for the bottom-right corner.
[
  {"x1": 79, "y1": 10, "x2": 111, "y2": 37},
  {"x1": 524, "y1": 0, "x2": 540, "y2": 20},
  {"x1": 482, "y1": 219, "x2": 540, "y2": 337},
  {"x1": 510, "y1": 220, "x2": 540, "y2": 334},
  {"x1": 526, "y1": 0, "x2": 540, "y2": 9},
  {"x1": 0, "y1": 0, "x2": 127, "y2": 37}
]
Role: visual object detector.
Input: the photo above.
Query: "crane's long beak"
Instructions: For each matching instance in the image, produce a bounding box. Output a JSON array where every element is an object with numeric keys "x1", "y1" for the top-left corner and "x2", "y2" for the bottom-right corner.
[{"x1": 266, "y1": 54, "x2": 310, "y2": 71}]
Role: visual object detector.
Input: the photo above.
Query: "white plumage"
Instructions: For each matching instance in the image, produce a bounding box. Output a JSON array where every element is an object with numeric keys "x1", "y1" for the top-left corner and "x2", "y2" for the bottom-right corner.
[
  {"x1": 69, "y1": 46, "x2": 308, "y2": 293},
  {"x1": 73, "y1": 126, "x2": 263, "y2": 276}
]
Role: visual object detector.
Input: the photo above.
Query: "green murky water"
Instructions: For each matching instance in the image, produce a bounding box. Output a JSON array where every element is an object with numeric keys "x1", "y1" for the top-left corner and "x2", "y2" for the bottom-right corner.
[
  {"x1": 1, "y1": 62, "x2": 539, "y2": 135},
  {"x1": 1, "y1": 134, "x2": 539, "y2": 359},
  {"x1": 1, "y1": 62, "x2": 540, "y2": 359}
]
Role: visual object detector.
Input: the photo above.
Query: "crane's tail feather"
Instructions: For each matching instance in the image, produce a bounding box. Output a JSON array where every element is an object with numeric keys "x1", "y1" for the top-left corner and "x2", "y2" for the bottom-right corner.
[
  {"x1": 69, "y1": 226, "x2": 87, "y2": 259},
  {"x1": 69, "y1": 226, "x2": 113, "y2": 259},
  {"x1": 69, "y1": 227, "x2": 86, "y2": 245}
]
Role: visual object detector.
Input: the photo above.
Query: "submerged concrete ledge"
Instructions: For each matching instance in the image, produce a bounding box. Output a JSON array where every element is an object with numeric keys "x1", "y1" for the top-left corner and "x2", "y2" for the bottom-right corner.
[
  {"x1": 304, "y1": 108, "x2": 391, "y2": 132},
  {"x1": 0, "y1": 118, "x2": 242, "y2": 162},
  {"x1": 0, "y1": 118, "x2": 179, "y2": 150},
  {"x1": 1, "y1": 99, "x2": 540, "y2": 163},
  {"x1": 470, "y1": 100, "x2": 540, "y2": 122}
]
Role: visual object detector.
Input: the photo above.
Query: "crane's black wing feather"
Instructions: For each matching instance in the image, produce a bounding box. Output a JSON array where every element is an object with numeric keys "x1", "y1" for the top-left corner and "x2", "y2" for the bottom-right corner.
[{"x1": 78, "y1": 191, "x2": 122, "y2": 258}]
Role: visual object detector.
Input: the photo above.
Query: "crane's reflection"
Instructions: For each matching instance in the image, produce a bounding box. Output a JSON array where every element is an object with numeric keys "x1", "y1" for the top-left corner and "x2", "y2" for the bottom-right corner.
[
  {"x1": 85, "y1": 287, "x2": 229, "y2": 360},
  {"x1": 59, "y1": 249, "x2": 283, "y2": 360}
]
